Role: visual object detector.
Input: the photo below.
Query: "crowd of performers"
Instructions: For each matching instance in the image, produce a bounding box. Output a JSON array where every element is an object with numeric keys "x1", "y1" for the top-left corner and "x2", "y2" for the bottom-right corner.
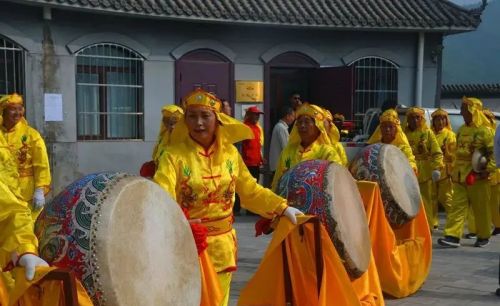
[{"x1": 0, "y1": 89, "x2": 498, "y2": 305}]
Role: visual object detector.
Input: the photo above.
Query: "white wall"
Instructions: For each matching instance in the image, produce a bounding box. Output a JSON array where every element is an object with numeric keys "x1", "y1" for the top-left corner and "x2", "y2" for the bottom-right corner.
[{"x1": 0, "y1": 2, "x2": 444, "y2": 193}]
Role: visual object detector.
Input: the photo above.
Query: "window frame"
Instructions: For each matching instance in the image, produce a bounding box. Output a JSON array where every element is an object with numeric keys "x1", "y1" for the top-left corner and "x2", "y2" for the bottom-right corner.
[
  {"x1": 350, "y1": 56, "x2": 399, "y2": 116},
  {"x1": 0, "y1": 35, "x2": 25, "y2": 97},
  {"x1": 75, "y1": 43, "x2": 144, "y2": 141}
]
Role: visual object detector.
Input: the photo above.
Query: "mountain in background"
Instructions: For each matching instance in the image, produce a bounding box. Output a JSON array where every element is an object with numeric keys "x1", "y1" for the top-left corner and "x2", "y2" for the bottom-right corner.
[{"x1": 442, "y1": 0, "x2": 499, "y2": 84}]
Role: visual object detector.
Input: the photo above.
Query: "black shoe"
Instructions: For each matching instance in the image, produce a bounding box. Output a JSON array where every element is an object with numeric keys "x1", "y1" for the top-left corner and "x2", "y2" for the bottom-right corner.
[
  {"x1": 474, "y1": 238, "x2": 489, "y2": 247},
  {"x1": 492, "y1": 228, "x2": 500, "y2": 236},
  {"x1": 437, "y1": 236, "x2": 460, "y2": 248},
  {"x1": 464, "y1": 233, "x2": 477, "y2": 239}
]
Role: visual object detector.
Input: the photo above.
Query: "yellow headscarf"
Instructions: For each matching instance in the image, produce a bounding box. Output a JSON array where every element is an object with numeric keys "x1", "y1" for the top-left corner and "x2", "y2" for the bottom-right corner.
[
  {"x1": 367, "y1": 109, "x2": 409, "y2": 145},
  {"x1": 0, "y1": 93, "x2": 25, "y2": 126},
  {"x1": 483, "y1": 108, "x2": 496, "y2": 130},
  {"x1": 288, "y1": 103, "x2": 331, "y2": 146},
  {"x1": 462, "y1": 96, "x2": 490, "y2": 128},
  {"x1": 403, "y1": 107, "x2": 429, "y2": 132},
  {"x1": 156, "y1": 104, "x2": 184, "y2": 141},
  {"x1": 431, "y1": 108, "x2": 452, "y2": 132},
  {"x1": 170, "y1": 89, "x2": 253, "y2": 145},
  {"x1": 323, "y1": 108, "x2": 341, "y2": 143}
]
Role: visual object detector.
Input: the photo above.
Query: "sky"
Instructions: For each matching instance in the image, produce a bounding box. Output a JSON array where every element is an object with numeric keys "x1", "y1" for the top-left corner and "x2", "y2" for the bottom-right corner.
[{"x1": 442, "y1": 0, "x2": 499, "y2": 84}]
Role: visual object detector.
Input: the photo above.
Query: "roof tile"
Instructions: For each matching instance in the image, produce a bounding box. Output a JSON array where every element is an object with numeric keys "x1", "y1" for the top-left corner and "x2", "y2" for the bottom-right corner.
[{"x1": 14, "y1": 0, "x2": 484, "y2": 31}]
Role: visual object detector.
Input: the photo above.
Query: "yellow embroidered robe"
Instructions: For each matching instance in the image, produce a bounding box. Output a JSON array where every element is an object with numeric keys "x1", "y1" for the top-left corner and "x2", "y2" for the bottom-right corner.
[{"x1": 154, "y1": 137, "x2": 287, "y2": 272}]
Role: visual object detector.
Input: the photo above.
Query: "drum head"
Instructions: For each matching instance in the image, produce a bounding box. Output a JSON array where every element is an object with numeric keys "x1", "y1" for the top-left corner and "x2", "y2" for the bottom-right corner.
[
  {"x1": 326, "y1": 163, "x2": 371, "y2": 278},
  {"x1": 36, "y1": 173, "x2": 201, "y2": 306},
  {"x1": 95, "y1": 176, "x2": 201, "y2": 306},
  {"x1": 380, "y1": 145, "x2": 420, "y2": 220}
]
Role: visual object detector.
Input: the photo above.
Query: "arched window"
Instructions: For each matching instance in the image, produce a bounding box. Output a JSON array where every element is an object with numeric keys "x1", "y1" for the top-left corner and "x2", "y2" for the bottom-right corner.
[
  {"x1": 76, "y1": 43, "x2": 144, "y2": 140},
  {"x1": 0, "y1": 35, "x2": 24, "y2": 95},
  {"x1": 350, "y1": 57, "x2": 398, "y2": 115}
]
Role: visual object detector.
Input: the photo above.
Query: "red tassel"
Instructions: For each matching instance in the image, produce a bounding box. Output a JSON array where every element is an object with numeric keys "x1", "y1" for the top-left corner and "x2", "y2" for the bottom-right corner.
[
  {"x1": 140, "y1": 160, "x2": 156, "y2": 178},
  {"x1": 255, "y1": 218, "x2": 273, "y2": 237},
  {"x1": 190, "y1": 223, "x2": 208, "y2": 254},
  {"x1": 465, "y1": 171, "x2": 477, "y2": 186}
]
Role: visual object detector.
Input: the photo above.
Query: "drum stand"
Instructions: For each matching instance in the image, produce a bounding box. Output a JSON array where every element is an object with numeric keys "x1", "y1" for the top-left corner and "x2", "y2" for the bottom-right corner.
[
  {"x1": 282, "y1": 217, "x2": 323, "y2": 306},
  {"x1": 41, "y1": 269, "x2": 79, "y2": 306}
]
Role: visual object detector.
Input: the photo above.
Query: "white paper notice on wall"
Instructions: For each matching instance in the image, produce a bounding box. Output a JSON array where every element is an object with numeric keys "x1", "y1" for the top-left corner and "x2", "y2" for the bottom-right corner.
[{"x1": 44, "y1": 93, "x2": 63, "y2": 121}]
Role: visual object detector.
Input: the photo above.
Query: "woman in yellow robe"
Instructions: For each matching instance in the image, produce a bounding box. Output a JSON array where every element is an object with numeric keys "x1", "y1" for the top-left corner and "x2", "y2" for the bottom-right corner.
[
  {"x1": 152, "y1": 104, "x2": 184, "y2": 165},
  {"x1": 0, "y1": 94, "x2": 51, "y2": 221},
  {"x1": 438, "y1": 97, "x2": 495, "y2": 248},
  {"x1": 268, "y1": 104, "x2": 383, "y2": 305},
  {"x1": 323, "y1": 109, "x2": 348, "y2": 166},
  {"x1": 271, "y1": 103, "x2": 342, "y2": 191},
  {"x1": 367, "y1": 109, "x2": 417, "y2": 170},
  {"x1": 431, "y1": 109, "x2": 456, "y2": 228},
  {"x1": 403, "y1": 107, "x2": 444, "y2": 230},
  {"x1": 153, "y1": 89, "x2": 302, "y2": 306}
]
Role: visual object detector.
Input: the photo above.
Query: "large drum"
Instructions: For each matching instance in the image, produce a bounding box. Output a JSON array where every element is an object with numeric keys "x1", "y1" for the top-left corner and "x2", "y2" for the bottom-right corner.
[
  {"x1": 35, "y1": 172, "x2": 200, "y2": 306},
  {"x1": 277, "y1": 159, "x2": 371, "y2": 279},
  {"x1": 349, "y1": 143, "x2": 421, "y2": 226}
]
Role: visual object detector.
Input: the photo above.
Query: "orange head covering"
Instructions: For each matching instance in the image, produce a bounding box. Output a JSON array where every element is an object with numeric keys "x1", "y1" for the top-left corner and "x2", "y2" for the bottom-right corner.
[{"x1": 171, "y1": 89, "x2": 253, "y2": 145}]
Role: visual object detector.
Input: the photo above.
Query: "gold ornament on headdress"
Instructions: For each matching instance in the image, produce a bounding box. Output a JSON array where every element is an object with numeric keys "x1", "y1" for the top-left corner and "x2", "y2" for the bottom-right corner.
[{"x1": 182, "y1": 88, "x2": 221, "y2": 112}]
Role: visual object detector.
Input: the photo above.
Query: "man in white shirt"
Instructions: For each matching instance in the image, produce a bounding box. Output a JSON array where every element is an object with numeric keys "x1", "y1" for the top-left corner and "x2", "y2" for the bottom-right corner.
[{"x1": 269, "y1": 107, "x2": 295, "y2": 172}]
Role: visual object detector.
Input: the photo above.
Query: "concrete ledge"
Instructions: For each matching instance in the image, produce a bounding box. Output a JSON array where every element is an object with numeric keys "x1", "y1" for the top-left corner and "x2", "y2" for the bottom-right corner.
[
  {"x1": 170, "y1": 39, "x2": 236, "y2": 61},
  {"x1": 0, "y1": 21, "x2": 40, "y2": 53},
  {"x1": 66, "y1": 32, "x2": 151, "y2": 58},
  {"x1": 342, "y1": 47, "x2": 399, "y2": 66},
  {"x1": 260, "y1": 43, "x2": 323, "y2": 64}
]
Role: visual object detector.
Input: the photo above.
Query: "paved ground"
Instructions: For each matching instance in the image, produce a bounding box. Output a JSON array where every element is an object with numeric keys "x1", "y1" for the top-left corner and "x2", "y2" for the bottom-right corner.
[{"x1": 229, "y1": 213, "x2": 500, "y2": 306}]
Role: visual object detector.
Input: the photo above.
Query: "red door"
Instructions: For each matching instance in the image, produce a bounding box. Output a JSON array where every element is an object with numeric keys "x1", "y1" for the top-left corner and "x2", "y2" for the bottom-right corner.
[
  {"x1": 310, "y1": 66, "x2": 354, "y2": 119},
  {"x1": 175, "y1": 50, "x2": 233, "y2": 104}
]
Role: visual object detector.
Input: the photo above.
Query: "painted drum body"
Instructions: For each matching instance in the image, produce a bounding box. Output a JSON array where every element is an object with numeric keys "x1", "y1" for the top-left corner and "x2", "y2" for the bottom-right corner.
[
  {"x1": 277, "y1": 159, "x2": 370, "y2": 279},
  {"x1": 35, "y1": 172, "x2": 201, "y2": 306},
  {"x1": 349, "y1": 143, "x2": 421, "y2": 226}
]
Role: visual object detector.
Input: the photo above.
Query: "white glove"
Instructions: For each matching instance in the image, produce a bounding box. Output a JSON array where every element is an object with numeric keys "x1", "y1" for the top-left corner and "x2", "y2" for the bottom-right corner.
[
  {"x1": 32, "y1": 188, "x2": 45, "y2": 210},
  {"x1": 431, "y1": 170, "x2": 441, "y2": 182},
  {"x1": 17, "y1": 253, "x2": 49, "y2": 280},
  {"x1": 283, "y1": 207, "x2": 304, "y2": 225}
]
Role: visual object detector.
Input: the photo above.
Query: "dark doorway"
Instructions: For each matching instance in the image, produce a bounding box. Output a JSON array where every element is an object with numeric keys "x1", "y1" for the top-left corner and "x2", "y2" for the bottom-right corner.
[
  {"x1": 175, "y1": 49, "x2": 234, "y2": 105},
  {"x1": 264, "y1": 52, "x2": 354, "y2": 159}
]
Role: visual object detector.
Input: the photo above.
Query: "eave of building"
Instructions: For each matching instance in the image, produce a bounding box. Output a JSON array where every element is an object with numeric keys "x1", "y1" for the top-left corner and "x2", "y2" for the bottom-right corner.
[{"x1": 7, "y1": 0, "x2": 481, "y2": 34}]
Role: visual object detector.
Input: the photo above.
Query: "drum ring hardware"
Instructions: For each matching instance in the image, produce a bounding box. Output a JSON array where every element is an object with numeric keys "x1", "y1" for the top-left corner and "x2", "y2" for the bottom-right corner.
[{"x1": 88, "y1": 173, "x2": 129, "y2": 305}]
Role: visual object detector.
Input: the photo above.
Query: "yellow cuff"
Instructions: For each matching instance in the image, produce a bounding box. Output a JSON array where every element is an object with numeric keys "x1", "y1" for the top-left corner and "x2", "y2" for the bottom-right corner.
[
  {"x1": 274, "y1": 201, "x2": 288, "y2": 216},
  {"x1": 16, "y1": 244, "x2": 38, "y2": 256}
]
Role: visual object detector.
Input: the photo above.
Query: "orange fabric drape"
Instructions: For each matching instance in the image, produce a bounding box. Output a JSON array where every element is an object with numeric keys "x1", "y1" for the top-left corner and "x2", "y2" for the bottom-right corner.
[
  {"x1": 357, "y1": 181, "x2": 432, "y2": 298},
  {"x1": 1, "y1": 276, "x2": 8, "y2": 306},
  {"x1": 7, "y1": 267, "x2": 92, "y2": 306},
  {"x1": 238, "y1": 216, "x2": 361, "y2": 306},
  {"x1": 199, "y1": 250, "x2": 223, "y2": 306},
  {"x1": 351, "y1": 252, "x2": 384, "y2": 306}
]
